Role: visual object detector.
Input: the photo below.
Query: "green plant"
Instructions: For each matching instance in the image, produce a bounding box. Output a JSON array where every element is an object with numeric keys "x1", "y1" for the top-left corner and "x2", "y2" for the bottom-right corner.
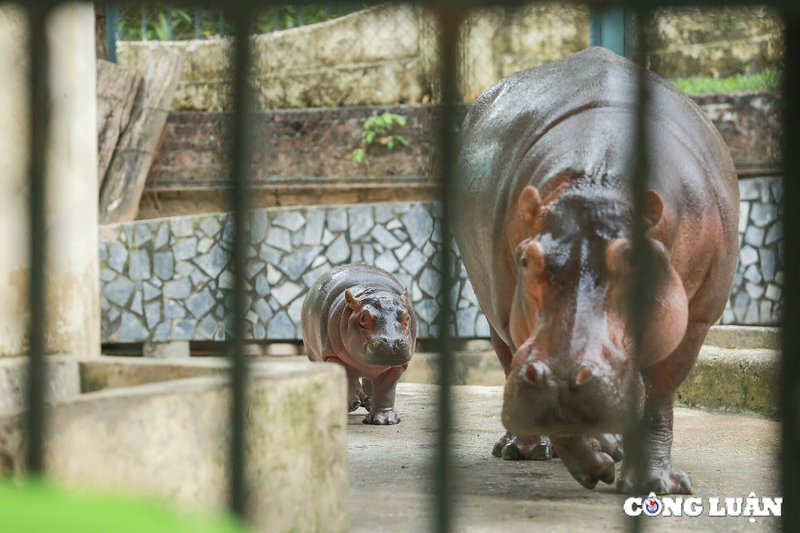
[
  {"x1": 672, "y1": 68, "x2": 783, "y2": 95},
  {"x1": 353, "y1": 113, "x2": 410, "y2": 164}
]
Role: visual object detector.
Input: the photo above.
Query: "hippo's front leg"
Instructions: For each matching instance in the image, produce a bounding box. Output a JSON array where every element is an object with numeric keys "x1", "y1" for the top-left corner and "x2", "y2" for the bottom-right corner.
[
  {"x1": 489, "y1": 326, "x2": 555, "y2": 461},
  {"x1": 617, "y1": 321, "x2": 709, "y2": 495},
  {"x1": 362, "y1": 366, "x2": 405, "y2": 425}
]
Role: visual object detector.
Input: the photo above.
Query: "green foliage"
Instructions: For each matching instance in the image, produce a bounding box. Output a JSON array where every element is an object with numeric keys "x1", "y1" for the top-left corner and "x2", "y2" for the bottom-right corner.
[
  {"x1": 0, "y1": 479, "x2": 249, "y2": 533},
  {"x1": 352, "y1": 113, "x2": 409, "y2": 164},
  {"x1": 672, "y1": 68, "x2": 782, "y2": 95},
  {"x1": 117, "y1": 4, "x2": 366, "y2": 41}
]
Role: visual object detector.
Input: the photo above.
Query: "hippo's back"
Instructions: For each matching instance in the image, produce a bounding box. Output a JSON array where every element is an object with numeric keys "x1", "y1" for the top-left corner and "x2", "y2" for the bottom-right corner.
[
  {"x1": 454, "y1": 47, "x2": 738, "y2": 347},
  {"x1": 301, "y1": 263, "x2": 405, "y2": 361}
]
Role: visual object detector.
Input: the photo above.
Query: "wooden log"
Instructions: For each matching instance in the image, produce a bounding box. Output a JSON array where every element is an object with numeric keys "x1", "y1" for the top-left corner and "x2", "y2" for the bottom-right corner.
[
  {"x1": 99, "y1": 49, "x2": 184, "y2": 224},
  {"x1": 96, "y1": 59, "x2": 142, "y2": 191}
]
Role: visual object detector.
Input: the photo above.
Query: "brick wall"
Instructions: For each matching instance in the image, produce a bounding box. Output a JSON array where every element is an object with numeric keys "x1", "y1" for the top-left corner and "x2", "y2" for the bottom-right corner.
[{"x1": 146, "y1": 94, "x2": 779, "y2": 191}]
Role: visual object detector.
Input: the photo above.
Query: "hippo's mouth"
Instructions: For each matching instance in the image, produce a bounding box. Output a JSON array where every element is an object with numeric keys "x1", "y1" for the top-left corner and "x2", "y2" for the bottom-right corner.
[{"x1": 501, "y1": 368, "x2": 638, "y2": 437}]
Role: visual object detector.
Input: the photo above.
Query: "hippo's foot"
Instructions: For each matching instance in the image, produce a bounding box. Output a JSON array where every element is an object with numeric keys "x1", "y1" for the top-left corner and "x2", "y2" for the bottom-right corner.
[
  {"x1": 551, "y1": 434, "x2": 624, "y2": 490},
  {"x1": 363, "y1": 407, "x2": 401, "y2": 425},
  {"x1": 347, "y1": 387, "x2": 372, "y2": 412},
  {"x1": 492, "y1": 433, "x2": 555, "y2": 461},
  {"x1": 616, "y1": 462, "x2": 692, "y2": 495}
]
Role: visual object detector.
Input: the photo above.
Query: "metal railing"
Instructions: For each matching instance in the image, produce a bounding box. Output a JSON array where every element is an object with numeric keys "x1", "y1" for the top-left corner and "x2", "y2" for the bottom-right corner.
[{"x1": 22, "y1": 1, "x2": 800, "y2": 532}]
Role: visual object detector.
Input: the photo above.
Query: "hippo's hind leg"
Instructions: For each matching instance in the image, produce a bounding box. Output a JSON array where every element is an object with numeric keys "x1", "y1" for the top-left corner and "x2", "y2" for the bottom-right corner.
[
  {"x1": 617, "y1": 320, "x2": 710, "y2": 495},
  {"x1": 488, "y1": 325, "x2": 555, "y2": 461}
]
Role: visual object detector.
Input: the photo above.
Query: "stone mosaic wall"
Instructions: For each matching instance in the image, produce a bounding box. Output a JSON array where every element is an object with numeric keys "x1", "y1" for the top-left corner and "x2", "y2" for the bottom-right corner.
[
  {"x1": 101, "y1": 177, "x2": 785, "y2": 343},
  {"x1": 100, "y1": 202, "x2": 490, "y2": 343},
  {"x1": 719, "y1": 176, "x2": 784, "y2": 326}
]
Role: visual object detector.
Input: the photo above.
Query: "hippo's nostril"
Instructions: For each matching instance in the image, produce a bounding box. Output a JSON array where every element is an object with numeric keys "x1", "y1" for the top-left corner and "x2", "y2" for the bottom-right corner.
[
  {"x1": 521, "y1": 361, "x2": 547, "y2": 388},
  {"x1": 572, "y1": 365, "x2": 593, "y2": 389}
]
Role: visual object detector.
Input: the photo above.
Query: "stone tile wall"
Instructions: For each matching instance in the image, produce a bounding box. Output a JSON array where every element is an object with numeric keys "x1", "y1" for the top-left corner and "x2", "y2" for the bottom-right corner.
[
  {"x1": 719, "y1": 176, "x2": 784, "y2": 326},
  {"x1": 101, "y1": 176, "x2": 785, "y2": 343},
  {"x1": 100, "y1": 202, "x2": 489, "y2": 343}
]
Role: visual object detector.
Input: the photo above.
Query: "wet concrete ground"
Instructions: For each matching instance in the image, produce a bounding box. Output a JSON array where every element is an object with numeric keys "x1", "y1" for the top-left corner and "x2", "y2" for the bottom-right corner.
[{"x1": 348, "y1": 384, "x2": 779, "y2": 532}]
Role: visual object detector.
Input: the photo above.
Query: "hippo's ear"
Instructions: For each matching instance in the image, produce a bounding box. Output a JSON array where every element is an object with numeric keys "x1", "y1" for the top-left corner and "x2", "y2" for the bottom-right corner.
[
  {"x1": 644, "y1": 190, "x2": 663, "y2": 228},
  {"x1": 401, "y1": 288, "x2": 410, "y2": 309},
  {"x1": 518, "y1": 186, "x2": 541, "y2": 226},
  {"x1": 344, "y1": 289, "x2": 363, "y2": 311}
]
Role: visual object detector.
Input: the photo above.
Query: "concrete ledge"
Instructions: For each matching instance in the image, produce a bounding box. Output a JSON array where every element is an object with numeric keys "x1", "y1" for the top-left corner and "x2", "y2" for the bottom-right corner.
[
  {"x1": 0, "y1": 356, "x2": 80, "y2": 411},
  {"x1": 0, "y1": 361, "x2": 349, "y2": 533},
  {"x1": 676, "y1": 346, "x2": 778, "y2": 416},
  {"x1": 705, "y1": 325, "x2": 781, "y2": 350}
]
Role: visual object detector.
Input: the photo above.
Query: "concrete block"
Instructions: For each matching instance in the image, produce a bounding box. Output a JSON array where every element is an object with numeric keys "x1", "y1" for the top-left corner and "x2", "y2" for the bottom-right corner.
[
  {"x1": 0, "y1": 356, "x2": 80, "y2": 412},
  {"x1": 704, "y1": 325, "x2": 781, "y2": 350},
  {"x1": 0, "y1": 361, "x2": 349, "y2": 533},
  {"x1": 143, "y1": 341, "x2": 190, "y2": 359}
]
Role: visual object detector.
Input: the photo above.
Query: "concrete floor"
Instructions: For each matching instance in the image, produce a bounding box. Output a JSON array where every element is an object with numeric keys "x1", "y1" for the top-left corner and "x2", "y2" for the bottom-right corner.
[{"x1": 348, "y1": 384, "x2": 780, "y2": 532}]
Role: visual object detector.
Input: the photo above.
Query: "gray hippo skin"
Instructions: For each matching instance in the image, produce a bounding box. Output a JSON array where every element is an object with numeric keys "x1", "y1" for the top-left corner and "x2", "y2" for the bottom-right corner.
[
  {"x1": 301, "y1": 263, "x2": 417, "y2": 425},
  {"x1": 453, "y1": 48, "x2": 738, "y2": 493}
]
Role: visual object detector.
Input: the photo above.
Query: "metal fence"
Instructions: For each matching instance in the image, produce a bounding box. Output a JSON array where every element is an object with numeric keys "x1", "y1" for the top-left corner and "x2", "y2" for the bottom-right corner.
[{"x1": 21, "y1": 1, "x2": 800, "y2": 533}]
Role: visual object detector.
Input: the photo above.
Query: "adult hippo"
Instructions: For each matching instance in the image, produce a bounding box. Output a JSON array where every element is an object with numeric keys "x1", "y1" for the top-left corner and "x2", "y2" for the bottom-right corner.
[{"x1": 453, "y1": 47, "x2": 738, "y2": 493}]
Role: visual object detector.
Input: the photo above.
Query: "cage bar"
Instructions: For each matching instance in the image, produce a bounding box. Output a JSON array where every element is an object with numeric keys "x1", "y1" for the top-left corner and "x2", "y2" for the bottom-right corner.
[
  {"x1": 780, "y1": 11, "x2": 800, "y2": 530},
  {"x1": 433, "y1": 7, "x2": 461, "y2": 533},
  {"x1": 228, "y1": 4, "x2": 255, "y2": 521},
  {"x1": 625, "y1": 7, "x2": 654, "y2": 532},
  {"x1": 24, "y1": 2, "x2": 50, "y2": 478}
]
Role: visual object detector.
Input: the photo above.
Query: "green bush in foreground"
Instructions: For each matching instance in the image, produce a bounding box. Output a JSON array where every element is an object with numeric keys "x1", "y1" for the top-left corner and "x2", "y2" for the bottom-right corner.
[
  {"x1": 0, "y1": 479, "x2": 249, "y2": 533},
  {"x1": 672, "y1": 68, "x2": 782, "y2": 95}
]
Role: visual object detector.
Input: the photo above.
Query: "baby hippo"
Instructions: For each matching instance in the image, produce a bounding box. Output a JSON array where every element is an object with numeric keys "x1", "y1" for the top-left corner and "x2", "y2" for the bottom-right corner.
[{"x1": 301, "y1": 263, "x2": 417, "y2": 425}]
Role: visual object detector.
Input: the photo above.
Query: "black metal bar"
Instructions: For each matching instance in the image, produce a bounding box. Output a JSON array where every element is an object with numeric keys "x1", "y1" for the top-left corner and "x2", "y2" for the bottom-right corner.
[
  {"x1": 297, "y1": 2, "x2": 305, "y2": 26},
  {"x1": 228, "y1": 4, "x2": 254, "y2": 522},
  {"x1": 167, "y1": 9, "x2": 174, "y2": 40},
  {"x1": 780, "y1": 11, "x2": 800, "y2": 530},
  {"x1": 195, "y1": 6, "x2": 202, "y2": 39},
  {"x1": 625, "y1": 8, "x2": 653, "y2": 533},
  {"x1": 433, "y1": 8, "x2": 460, "y2": 533},
  {"x1": 141, "y1": 5, "x2": 147, "y2": 40},
  {"x1": 25, "y1": 2, "x2": 50, "y2": 477}
]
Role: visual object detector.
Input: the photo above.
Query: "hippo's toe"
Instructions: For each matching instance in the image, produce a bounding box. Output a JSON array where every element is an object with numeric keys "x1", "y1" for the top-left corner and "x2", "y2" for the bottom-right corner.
[
  {"x1": 492, "y1": 433, "x2": 554, "y2": 461},
  {"x1": 363, "y1": 407, "x2": 401, "y2": 425},
  {"x1": 616, "y1": 464, "x2": 693, "y2": 495},
  {"x1": 552, "y1": 434, "x2": 624, "y2": 490}
]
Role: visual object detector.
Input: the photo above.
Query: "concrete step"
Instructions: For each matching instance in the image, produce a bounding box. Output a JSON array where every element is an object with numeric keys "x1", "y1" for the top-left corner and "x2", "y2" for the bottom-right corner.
[{"x1": 0, "y1": 357, "x2": 349, "y2": 533}]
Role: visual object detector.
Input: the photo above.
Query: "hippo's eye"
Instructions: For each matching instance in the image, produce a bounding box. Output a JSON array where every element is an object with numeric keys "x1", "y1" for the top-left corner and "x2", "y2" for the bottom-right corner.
[
  {"x1": 520, "y1": 255, "x2": 528, "y2": 269},
  {"x1": 359, "y1": 314, "x2": 368, "y2": 328}
]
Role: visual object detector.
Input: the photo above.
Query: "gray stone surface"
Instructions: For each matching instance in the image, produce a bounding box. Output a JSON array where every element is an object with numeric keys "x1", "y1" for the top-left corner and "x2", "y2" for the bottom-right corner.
[
  {"x1": 326, "y1": 234, "x2": 351, "y2": 265},
  {"x1": 249, "y1": 211, "x2": 268, "y2": 244},
  {"x1": 266, "y1": 227, "x2": 292, "y2": 253},
  {"x1": 108, "y1": 242, "x2": 128, "y2": 273},
  {"x1": 154, "y1": 251, "x2": 174, "y2": 280},
  {"x1": 273, "y1": 211, "x2": 306, "y2": 232},
  {"x1": 348, "y1": 205, "x2": 374, "y2": 242},
  {"x1": 401, "y1": 204, "x2": 433, "y2": 248},
  {"x1": 173, "y1": 238, "x2": 198, "y2": 261}
]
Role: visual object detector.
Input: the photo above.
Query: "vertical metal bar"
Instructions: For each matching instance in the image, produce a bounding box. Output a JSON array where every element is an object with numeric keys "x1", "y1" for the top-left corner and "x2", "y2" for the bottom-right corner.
[
  {"x1": 141, "y1": 5, "x2": 147, "y2": 41},
  {"x1": 195, "y1": 6, "x2": 202, "y2": 39},
  {"x1": 433, "y1": 8, "x2": 460, "y2": 533},
  {"x1": 220, "y1": 10, "x2": 225, "y2": 37},
  {"x1": 297, "y1": 2, "x2": 304, "y2": 27},
  {"x1": 228, "y1": 4, "x2": 253, "y2": 522},
  {"x1": 274, "y1": 8, "x2": 279, "y2": 32},
  {"x1": 106, "y1": 4, "x2": 120, "y2": 62},
  {"x1": 325, "y1": 3, "x2": 330, "y2": 21},
  {"x1": 167, "y1": 10, "x2": 174, "y2": 40},
  {"x1": 625, "y1": 8, "x2": 654, "y2": 533},
  {"x1": 780, "y1": 12, "x2": 800, "y2": 530},
  {"x1": 25, "y1": 2, "x2": 50, "y2": 477}
]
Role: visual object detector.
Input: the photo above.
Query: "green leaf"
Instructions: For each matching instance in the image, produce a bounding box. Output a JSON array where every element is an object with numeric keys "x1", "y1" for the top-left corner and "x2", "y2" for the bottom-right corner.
[
  {"x1": 394, "y1": 135, "x2": 409, "y2": 146},
  {"x1": 364, "y1": 131, "x2": 376, "y2": 144},
  {"x1": 387, "y1": 139, "x2": 394, "y2": 150},
  {"x1": 353, "y1": 149, "x2": 364, "y2": 163}
]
